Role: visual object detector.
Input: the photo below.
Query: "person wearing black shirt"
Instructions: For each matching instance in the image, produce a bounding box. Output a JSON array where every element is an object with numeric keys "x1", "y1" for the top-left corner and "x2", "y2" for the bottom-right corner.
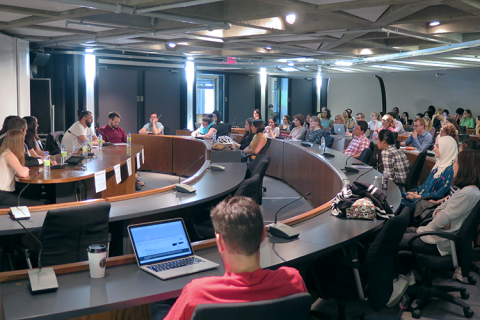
[{"x1": 233, "y1": 118, "x2": 254, "y2": 150}]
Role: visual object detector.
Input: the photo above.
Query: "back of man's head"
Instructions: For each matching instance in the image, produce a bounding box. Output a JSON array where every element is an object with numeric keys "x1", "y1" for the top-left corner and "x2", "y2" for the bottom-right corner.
[
  {"x1": 387, "y1": 112, "x2": 397, "y2": 118},
  {"x1": 210, "y1": 196, "x2": 264, "y2": 256},
  {"x1": 78, "y1": 110, "x2": 91, "y2": 121},
  {"x1": 7, "y1": 117, "x2": 27, "y2": 131}
]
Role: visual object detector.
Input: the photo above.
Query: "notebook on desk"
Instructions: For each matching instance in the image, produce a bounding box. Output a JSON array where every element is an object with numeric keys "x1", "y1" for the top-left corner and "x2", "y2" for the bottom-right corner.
[{"x1": 128, "y1": 218, "x2": 219, "y2": 280}]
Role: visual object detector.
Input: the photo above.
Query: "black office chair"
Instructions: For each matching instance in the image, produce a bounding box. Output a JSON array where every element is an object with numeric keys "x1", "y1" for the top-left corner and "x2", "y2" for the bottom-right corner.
[
  {"x1": 308, "y1": 207, "x2": 410, "y2": 320},
  {"x1": 459, "y1": 126, "x2": 467, "y2": 134},
  {"x1": 245, "y1": 155, "x2": 271, "y2": 205},
  {"x1": 398, "y1": 201, "x2": 480, "y2": 319},
  {"x1": 357, "y1": 148, "x2": 372, "y2": 165},
  {"x1": 191, "y1": 292, "x2": 312, "y2": 320},
  {"x1": 459, "y1": 134, "x2": 469, "y2": 143},
  {"x1": 242, "y1": 138, "x2": 272, "y2": 162},
  {"x1": 396, "y1": 149, "x2": 427, "y2": 192},
  {"x1": 325, "y1": 134, "x2": 335, "y2": 148},
  {"x1": 217, "y1": 123, "x2": 231, "y2": 137},
  {"x1": 45, "y1": 131, "x2": 64, "y2": 155}
]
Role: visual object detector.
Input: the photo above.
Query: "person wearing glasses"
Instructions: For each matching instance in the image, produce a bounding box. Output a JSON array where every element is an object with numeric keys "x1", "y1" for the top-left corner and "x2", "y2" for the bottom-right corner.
[
  {"x1": 305, "y1": 116, "x2": 323, "y2": 144},
  {"x1": 400, "y1": 118, "x2": 433, "y2": 150},
  {"x1": 264, "y1": 117, "x2": 280, "y2": 138},
  {"x1": 346, "y1": 113, "x2": 365, "y2": 136},
  {"x1": 460, "y1": 109, "x2": 475, "y2": 129}
]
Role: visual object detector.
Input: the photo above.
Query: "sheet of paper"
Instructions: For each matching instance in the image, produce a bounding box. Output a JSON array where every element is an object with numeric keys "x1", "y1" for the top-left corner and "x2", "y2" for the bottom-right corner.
[
  {"x1": 114, "y1": 164, "x2": 121, "y2": 184},
  {"x1": 136, "y1": 153, "x2": 140, "y2": 169},
  {"x1": 115, "y1": 143, "x2": 128, "y2": 146},
  {"x1": 95, "y1": 170, "x2": 107, "y2": 193},
  {"x1": 127, "y1": 158, "x2": 132, "y2": 176},
  {"x1": 142, "y1": 149, "x2": 145, "y2": 164}
]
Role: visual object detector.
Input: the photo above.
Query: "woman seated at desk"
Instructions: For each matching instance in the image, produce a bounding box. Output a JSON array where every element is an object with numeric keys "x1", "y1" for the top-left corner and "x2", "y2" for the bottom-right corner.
[
  {"x1": 401, "y1": 136, "x2": 458, "y2": 211},
  {"x1": 290, "y1": 114, "x2": 307, "y2": 140},
  {"x1": 305, "y1": 116, "x2": 324, "y2": 144},
  {"x1": 281, "y1": 115, "x2": 291, "y2": 131},
  {"x1": 373, "y1": 114, "x2": 395, "y2": 139},
  {"x1": 439, "y1": 123, "x2": 459, "y2": 143},
  {"x1": 24, "y1": 116, "x2": 46, "y2": 158},
  {"x1": 330, "y1": 114, "x2": 347, "y2": 135},
  {"x1": 0, "y1": 130, "x2": 44, "y2": 207},
  {"x1": 460, "y1": 109, "x2": 475, "y2": 129},
  {"x1": 242, "y1": 120, "x2": 267, "y2": 156},
  {"x1": 191, "y1": 116, "x2": 218, "y2": 139},
  {"x1": 264, "y1": 117, "x2": 280, "y2": 138},
  {"x1": 320, "y1": 109, "x2": 333, "y2": 129},
  {"x1": 233, "y1": 118, "x2": 254, "y2": 151},
  {"x1": 423, "y1": 116, "x2": 436, "y2": 138}
]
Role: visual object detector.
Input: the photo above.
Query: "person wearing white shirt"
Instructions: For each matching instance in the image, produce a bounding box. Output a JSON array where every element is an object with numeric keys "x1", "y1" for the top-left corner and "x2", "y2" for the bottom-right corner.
[{"x1": 62, "y1": 110, "x2": 98, "y2": 152}]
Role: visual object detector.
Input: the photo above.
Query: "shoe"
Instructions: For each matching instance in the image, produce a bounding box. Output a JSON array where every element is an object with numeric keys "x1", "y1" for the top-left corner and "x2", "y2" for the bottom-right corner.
[
  {"x1": 453, "y1": 267, "x2": 465, "y2": 283},
  {"x1": 135, "y1": 173, "x2": 140, "y2": 179},
  {"x1": 400, "y1": 272, "x2": 416, "y2": 286},
  {"x1": 386, "y1": 277, "x2": 409, "y2": 308}
]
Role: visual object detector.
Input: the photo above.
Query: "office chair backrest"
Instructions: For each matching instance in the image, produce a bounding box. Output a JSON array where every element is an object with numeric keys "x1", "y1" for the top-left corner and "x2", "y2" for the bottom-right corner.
[
  {"x1": 39, "y1": 202, "x2": 111, "y2": 267},
  {"x1": 217, "y1": 123, "x2": 231, "y2": 137},
  {"x1": 325, "y1": 134, "x2": 335, "y2": 148},
  {"x1": 258, "y1": 137, "x2": 272, "y2": 155},
  {"x1": 365, "y1": 207, "x2": 409, "y2": 311},
  {"x1": 405, "y1": 149, "x2": 427, "y2": 191},
  {"x1": 191, "y1": 292, "x2": 311, "y2": 320},
  {"x1": 234, "y1": 174, "x2": 262, "y2": 204},
  {"x1": 246, "y1": 154, "x2": 271, "y2": 179},
  {"x1": 459, "y1": 126, "x2": 466, "y2": 134},
  {"x1": 456, "y1": 200, "x2": 480, "y2": 277},
  {"x1": 46, "y1": 131, "x2": 64, "y2": 154},
  {"x1": 358, "y1": 148, "x2": 372, "y2": 165}
]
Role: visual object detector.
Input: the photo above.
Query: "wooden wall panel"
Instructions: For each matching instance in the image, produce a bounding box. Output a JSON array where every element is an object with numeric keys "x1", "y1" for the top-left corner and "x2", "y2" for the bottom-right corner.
[
  {"x1": 172, "y1": 138, "x2": 208, "y2": 175},
  {"x1": 131, "y1": 134, "x2": 172, "y2": 172},
  {"x1": 265, "y1": 138, "x2": 283, "y2": 179}
]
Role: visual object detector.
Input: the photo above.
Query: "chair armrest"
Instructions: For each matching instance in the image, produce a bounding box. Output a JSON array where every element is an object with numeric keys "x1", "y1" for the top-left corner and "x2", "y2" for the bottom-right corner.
[
  {"x1": 407, "y1": 231, "x2": 458, "y2": 269},
  {"x1": 419, "y1": 217, "x2": 434, "y2": 226}
]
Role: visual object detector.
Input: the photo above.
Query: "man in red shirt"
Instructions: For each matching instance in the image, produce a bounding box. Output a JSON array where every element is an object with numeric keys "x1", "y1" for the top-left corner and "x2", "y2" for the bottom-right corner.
[
  {"x1": 98, "y1": 112, "x2": 127, "y2": 143},
  {"x1": 342, "y1": 120, "x2": 370, "y2": 158},
  {"x1": 160, "y1": 196, "x2": 307, "y2": 320}
]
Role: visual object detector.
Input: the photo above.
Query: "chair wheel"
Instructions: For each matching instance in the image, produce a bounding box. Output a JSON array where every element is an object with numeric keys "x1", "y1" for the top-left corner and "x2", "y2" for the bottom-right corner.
[
  {"x1": 467, "y1": 275, "x2": 476, "y2": 285},
  {"x1": 464, "y1": 308, "x2": 474, "y2": 318},
  {"x1": 412, "y1": 309, "x2": 421, "y2": 319},
  {"x1": 461, "y1": 291, "x2": 470, "y2": 300}
]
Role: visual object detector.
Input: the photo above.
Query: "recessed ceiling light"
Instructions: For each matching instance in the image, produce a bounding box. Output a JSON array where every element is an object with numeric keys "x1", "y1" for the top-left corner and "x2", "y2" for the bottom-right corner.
[
  {"x1": 287, "y1": 61, "x2": 295, "y2": 67},
  {"x1": 360, "y1": 49, "x2": 373, "y2": 55},
  {"x1": 265, "y1": 46, "x2": 272, "y2": 51},
  {"x1": 167, "y1": 42, "x2": 176, "y2": 48},
  {"x1": 285, "y1": 13, "x2": 296, "y2": 25},
  {"x1": 335, "y1": 61, "x2": 353, "y2": 67},
  {"x1": 429, "y1": 21, "x2": 441, "y2": 27},
  {"x1": 280, "y1": 67, "x2": 298, "y2": 72}
]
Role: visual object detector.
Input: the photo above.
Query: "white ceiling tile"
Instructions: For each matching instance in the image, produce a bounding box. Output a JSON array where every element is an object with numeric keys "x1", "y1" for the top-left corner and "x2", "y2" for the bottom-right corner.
[
  {"x1": 39, "y1": 20, "x2": 113, "y2": 32},
  {"x1": 0, "y1": 11, "x2": 29, "y2": 22},
  {"x1": 343, "y1": 5, "x2": 389, "y2": 22}
]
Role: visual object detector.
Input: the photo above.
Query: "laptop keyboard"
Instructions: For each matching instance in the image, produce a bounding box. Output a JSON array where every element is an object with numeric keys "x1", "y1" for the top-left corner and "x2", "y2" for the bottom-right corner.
[{"x1": 147, "y1": 257, "x2": 203, "y2": 272}]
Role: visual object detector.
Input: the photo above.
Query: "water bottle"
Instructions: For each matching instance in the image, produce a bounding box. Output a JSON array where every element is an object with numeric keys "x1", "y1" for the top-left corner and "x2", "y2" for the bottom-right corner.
[
  {"x1": 73, "y1": 137, "x2": 78, "y2": 154},
  {"x1": 88, "y1": 135, "x2": 93, "y2": 153},
  {"x1": 213, "y1": 133, "x2": 217, "y2": 143},
  {"x1": 382, "y1": 173, "x2": 389, "y2": 190},
  {"x1": 127, "y1": 132, "x2": 132, "y2": 146},
  {"x1": 98, "y1": 134, "x2": 103, "y2": 149},
  {"x1": 320, "y1": 137, "x2": 325, "y2": 154},
  {"x1": 83, "y1": 141, "x2": 88, "y2": 158},
  {"x1": 44, "y1": 151, "x2": 51, "y2": 174},
  {"x1": 373, "y1": 176, "x2": 381, "y2": 189},
  {"x1": 61, "y1": 145, "x2": 67, "y2": 164}
]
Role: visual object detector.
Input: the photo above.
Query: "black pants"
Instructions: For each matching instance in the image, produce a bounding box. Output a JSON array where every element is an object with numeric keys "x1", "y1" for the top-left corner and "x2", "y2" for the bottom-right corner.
[
  {"x1": 396, "y1": 227, "x2": 440, "y2": 274},
  {"x1": 0, "y1": 190, "x2": 44, "y2": 207}
]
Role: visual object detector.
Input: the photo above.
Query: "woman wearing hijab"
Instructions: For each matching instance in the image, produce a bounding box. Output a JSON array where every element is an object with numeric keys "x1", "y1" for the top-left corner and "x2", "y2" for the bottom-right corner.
[{"x1": 401, "y1": 135, "x2": 458, "y2": 211}]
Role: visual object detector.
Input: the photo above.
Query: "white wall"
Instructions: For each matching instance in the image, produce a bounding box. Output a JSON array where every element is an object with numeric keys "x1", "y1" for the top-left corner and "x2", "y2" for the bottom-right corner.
[
  {"x1": 327, "y1": 68, "x2": 480, "y2": 119},
  {"x1": 16, "y1": 38, "x2": 30, "y2": 117}
]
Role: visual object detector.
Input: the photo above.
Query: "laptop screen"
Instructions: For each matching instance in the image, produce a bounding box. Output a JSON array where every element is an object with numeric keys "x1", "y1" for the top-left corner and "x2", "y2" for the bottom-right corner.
[{"x1": 129, "y1": 219, "x2": 194, "y2": 266}]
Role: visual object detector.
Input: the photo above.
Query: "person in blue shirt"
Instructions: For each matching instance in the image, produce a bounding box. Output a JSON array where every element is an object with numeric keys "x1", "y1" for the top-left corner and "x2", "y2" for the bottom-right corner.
[
  {"x1": 401, "y1": 135, "x2": 458, "y2": 212},
  {"x1": 400, "y1": 118, "x2": 433, "y2": 150}
]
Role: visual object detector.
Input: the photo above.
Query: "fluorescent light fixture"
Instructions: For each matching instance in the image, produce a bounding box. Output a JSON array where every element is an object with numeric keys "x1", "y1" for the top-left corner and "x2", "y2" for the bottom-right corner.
[
  {"x1": 335, "y1": 60, "x2": 353, "y2": 66},
  {"x1": 85, "y1": 49, "x2": 96, "y2": 127},
  {"x1": 371, "y1": 65, "x2": 410, "y2": 70},
  {"x1": 280, "y1": 67, "x2": 298, "y2": 72},
  {"x1": 260, "y1": 67, "x2": 267, "y2": 91},
  {"x1": 395, "y1": 60, "x2": 458, "y2": 67},
  {"x1": 429, "y1": 21, "x2": 441, "y2": 27},
  {"x1": 196, "y1": 36, "x2": 224, "y2": 43},
  {"x1": 360, "y1": 49, "x2": 373, "y2": 55},
  {"x1": 328, "y1": 67, "x2": 354, "y2": 72},
  {"x1": 186, "y1": 56, "x2": 195, "y2": 61},
  {"x1": 287, "y1": 61, "x2": 295, "y2": 67},
  {"x1": 265, "y1": 46, "x2": 272, "y2": 51},
  {"x1": 297, "y1": 57, "x2": 313, "y2": 62},
  {"x1": 285, "y1": 13, "x2": 296, "y2": 25},
  {"x1": 448, "y1": 56, "x2": 480, "y2": 62},
  {"x1": 316, "y1": 74, "x2": 322, "y2": 92},
  {"x1": 167, "y1": 42, "x2": 176, "y2": 48}
]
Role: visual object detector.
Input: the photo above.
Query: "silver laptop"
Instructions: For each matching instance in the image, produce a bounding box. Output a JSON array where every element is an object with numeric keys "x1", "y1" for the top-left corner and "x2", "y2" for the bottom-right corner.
[
  {"x1": 333, "y1": 124, "x2": 346, "y2": 135},
  {"x1": 128, "y1": 218, "x2": 219, "y2": 280}
]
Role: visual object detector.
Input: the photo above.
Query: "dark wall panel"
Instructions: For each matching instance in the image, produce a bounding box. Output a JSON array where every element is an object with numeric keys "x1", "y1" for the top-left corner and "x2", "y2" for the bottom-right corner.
[
  {"x1": 228, "y1": 74, "x2": 256, "y2": 126},
  {"x1": 290, "y1": 79, "x2": 314, "y2": 118},
  {"x1": 98, "y1": 68, "x2": 138, "y2": 134},
  {"x1": 144, "y1": 70, "x2": 182, "y2": 135}
]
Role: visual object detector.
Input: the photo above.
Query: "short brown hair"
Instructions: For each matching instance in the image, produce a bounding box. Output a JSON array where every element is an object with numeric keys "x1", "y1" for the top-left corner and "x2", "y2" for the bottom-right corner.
[
  {"x1": 0, "y1": 129, "x2": 25, "y2": 165},
  {"x1": 210, "y1": 196, "x2": 264, "y2": 256},
  {"x1": 108, "y1": 112, "x2": 121, "y2": 120},
  {"x1": 202, "y1": 116, "x2": 213, "y2": 125},
  {"x1": 453, "y1": 149, "x2": 480, "y2": 188},
  {"x1": 293, "y1": 114, "x2": 305, "y2": 126},
  {"x1": 252, "y1": 119, "x2": 265, "y2": 133},
  {"x1": 415, "y1": 118, "x2": 426, "y2": 128}
]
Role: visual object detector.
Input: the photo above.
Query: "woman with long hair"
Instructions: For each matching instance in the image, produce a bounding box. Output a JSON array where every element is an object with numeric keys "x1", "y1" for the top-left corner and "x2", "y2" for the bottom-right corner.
[
  {"x1": 423, "y1": 116, "x2": 436, "y2": 137},
  {"x1": 374, "y1": 114, "x2": 395, "y2": 139},
  {"x1": 0, "y1": 115, "x2": 17, "y2": 137},
  {"x1": 23, "y1": 116, "x2": 46, "y2": 158},
  {"x1": 475, "y1": 115, "x2": 480, "y2": 136},
  {"x1": 243, "y1": 120, "x2": 267, "y2": 156},
  {"x1": 264, "y1": 117, "x2": 280, "y2": 138},
  {"x1": 460, "y1": 109, "x2": 475, "y2": 128},
  {"x1": 401, "y1": 112, "x2": 412, "y2": 126},
  {"x1": 211, "y1": 111, "x2": 222, "y2": 125},
  {"x1": 368, "y1": 112, "x2": 382, "y2": 131},
  {"x1": 233, "y1": 118, "x2": 254, "y2": 151},
  {"x1": 320, "y1": 109, "x2": 333, "y2": 129},
  {"x1": 253, "y1": 109, "x2": 261, "y2": 120},
  {"x1": 281, "y1": 115, "x2": 292, "y2": 131},
  {"x1": 331, "y1": 114, "x2": 347, "y2": 135},
  {"x1": 343, "y1": 110, "x2": 355, "y2": 131}
]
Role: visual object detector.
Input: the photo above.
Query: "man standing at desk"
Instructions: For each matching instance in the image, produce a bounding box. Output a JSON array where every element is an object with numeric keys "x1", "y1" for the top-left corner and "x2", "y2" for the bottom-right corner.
[
  {"x1": 62, "y1": 111, "x2": 98, "y2": 152},
  {"x1": 139, "y1": 112, "x2": 164, "y2": 135},
  {"x1": 160, "y1": 196, "x2": 307, "y2": 320},
  {"x1": 98, "y1": 112, "x2": 127, "y2": 143},
  {"x1": 400, "y1": 118, "x2": 433, "y2": 150}
]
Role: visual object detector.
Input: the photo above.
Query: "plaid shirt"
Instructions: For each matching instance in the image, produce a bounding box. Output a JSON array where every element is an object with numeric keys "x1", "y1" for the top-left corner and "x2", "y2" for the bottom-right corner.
[
  {"x1": 344, "y1": 134, "x2": 370, "y2": 156},
  {"x1": 381, "y1": 145, "x2": 410, "y2": 184}
]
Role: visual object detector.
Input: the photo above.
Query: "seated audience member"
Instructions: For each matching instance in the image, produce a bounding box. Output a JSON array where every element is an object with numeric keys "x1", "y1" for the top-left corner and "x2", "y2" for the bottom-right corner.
[
  {"x1": 432, "y1": 109, "x2": 446, "y2": 131},
  {"x1": 439, "y1": 123, "x2": 459, "y2": 143},
  {"x1": 400, "y1": 118, "x2": 433, "y2": 150},
  {"x1": 267, "y1": 104, "x2": 276, "y2": 121},
  {"x1": 398, "y1": 149, "x2": 480, "y2": 257},
  {"x1": 290, "y1": 114, "x2": 307, "y2": 140},
  {"x1": 0, "y1": 130, "x2": 44, "y2": 207},
  {"x1": 374, "y1": 114, "x2": 395, "y2": 139},
  {"x1": 392, "y1": 107, "x2": 401, "y2": 120},
  {"x1": 320, "y1": 109, "x2": 333, "y2": 129},
  {"x1": 402, "y1": 136, "x2": 458, "y2": 210},
  {"x1": 233, "y1": 118, "x2": 254, "y2": 150},
  {"x1": 423, "y1": 116, "x2": 436, "y2": 137},
  {"x1": 346, "y1": 113, "x2": 366, "y2": 136},
  {"x1": 62, "y1": 110, "x2": 98, "y2": 152},
  {"x1": 476, "y1": 115, "x2": 480, "y2": 137},
  {"x1": 387, "y1": 112, "x2": 405, "y2": 133},
  {"x1": 0, "y1": 115, "x2": 17, "y2": 138},
  {"x1": 424, "y1": 111, "x2": 430, "y2": 118},
  {"x1": 342, "y1": 121, "x2": 370, "y2": 158},
  {"x1": 281, "y1": 115, "x2": 292, "y2": 131},
  {"x1": 443, "y1": 109, "x2": 450, "y2": 118},
  {"x1": 415, "y1": 113, "x2": 424, "y2": 120},
  {"x1": 343, "y1": 110, "x2": 355, "y2": 131},
  {"x1": 264, "y1": 117, "x2": 280, "y2": 138},
  {"x1": 401, "y1": 112, "x2": 412, "y2": 125},
  {"x1": 368, "y1": 112, "x2": 382, "y2": 131},
  {"x1": 460, "y1": 109, "x2": 475, "y2": 129},
  {"x1": 455, "y1": 107, "x2": 464, "y2": 126},
  {"x1": 331, "y1": 114, "x2": 347, "y2": 135},
  {"x1": 446, "y1": 117, "x2": 460, "y2": 131},
  {"x1": 211, "y1": 110, "x2": 222, "y2": 125},
  {"x1": 159, "y1": 196, "x2": 307, "y2": 320},
  {"x1": 242, "y1": 120, "x2": 267, "y2": 156},
  {"x1": 253, "y1": 109, "x2": 261, "y2": 120},
  {"x1": 191, "y1": 116, "x2": 218, "y2": 139},
  {"x1": 139, "y1": 112, "x2": 164, "y2": 135},
  {"x1": 23, "y1": 116, "x2": 46, "y2": 158},
  {"x1": 305, "y1": 116, "x2": 324, "y2": 144},
  {"x1": 460, "y1": 138, "x2": 479, "y2": 152},
  {"x1": 305, "y1": 113, "x2": 313, "y2": 129},
  {"x1": 99, "y1": 112, "x2": 127, "y2": 143},
  {"x1": 377, "y1": 129, "x2": 410, "y2": 184}
]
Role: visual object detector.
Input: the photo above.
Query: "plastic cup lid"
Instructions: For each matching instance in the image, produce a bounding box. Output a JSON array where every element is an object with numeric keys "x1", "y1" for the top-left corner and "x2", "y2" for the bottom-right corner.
[{"x1": 88, "y1": 244, "x2": 107, "y2": 253}]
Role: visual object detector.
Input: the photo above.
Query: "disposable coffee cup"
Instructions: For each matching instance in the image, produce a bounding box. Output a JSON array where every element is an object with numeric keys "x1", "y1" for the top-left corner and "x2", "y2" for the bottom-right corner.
[{"x1": 87, "y1": 244, "x2": 107, "y2": 278}]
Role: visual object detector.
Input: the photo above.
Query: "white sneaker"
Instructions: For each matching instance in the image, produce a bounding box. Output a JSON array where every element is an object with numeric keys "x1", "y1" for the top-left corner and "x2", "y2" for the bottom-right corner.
[
  {"x1": 400, "y1": 272, "x2": 416, "y2": 286},
  {"x1": 387, "y1": 277, "x2": 409, "y2": 308}
]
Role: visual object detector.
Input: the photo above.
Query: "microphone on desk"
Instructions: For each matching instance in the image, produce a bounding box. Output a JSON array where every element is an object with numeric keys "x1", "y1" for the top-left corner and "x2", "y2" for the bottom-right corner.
[
  {"x1": 208, "y1": 148, "x2": 229, "y2": 171},
  {"x1": 230, "y1": 117, "x2": 237, "y2": 127},
  {"x1": 344, "y1": 154, "x2": 360, "y2": 173},
  {"x1": 355, "y1": 163, "x2": 384, "y2": 182},
  {"x1": 174, "y1": 155, "x2": 204, "y2": 193},
  {"x1": 234, "y1": 121, "x2": 244, "y2": 129},
  {"x1": 98, "y1": 130, "x2": 113, "y2": 147},
  {"x1": 8, "y1": 172, "x2": 39, "y2": 220},
  {"x1": 322, "y1": 136, "x2": 344, "y2": 158},
  {"x1": 269, "y1": 192, "x2": 311, "y2": 239},
  {"x1": 8, "y1": 215, "x2": 58, "y2": 294}
]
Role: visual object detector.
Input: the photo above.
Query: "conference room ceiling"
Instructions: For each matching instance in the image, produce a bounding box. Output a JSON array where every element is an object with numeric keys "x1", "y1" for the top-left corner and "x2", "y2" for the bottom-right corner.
[{"x1": 3, "y1": 0, "x2": 480, "y2": 74}]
